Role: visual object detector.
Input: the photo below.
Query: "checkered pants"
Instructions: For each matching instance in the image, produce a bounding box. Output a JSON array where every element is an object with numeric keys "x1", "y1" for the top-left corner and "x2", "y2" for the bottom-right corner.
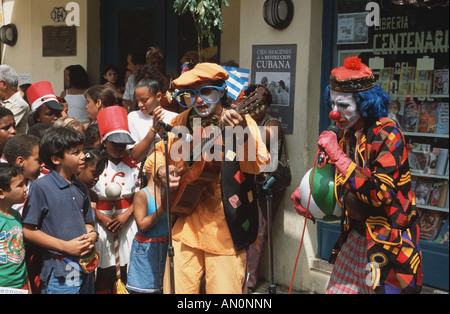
[{"x1": 326, "y1": 229, "x2": 375, "y2": 294}]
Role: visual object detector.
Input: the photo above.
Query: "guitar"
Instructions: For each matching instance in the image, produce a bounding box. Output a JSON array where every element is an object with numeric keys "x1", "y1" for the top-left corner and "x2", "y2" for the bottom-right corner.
[{"x1": 163, "y1": 86, "x2": 266, "y2": 216}]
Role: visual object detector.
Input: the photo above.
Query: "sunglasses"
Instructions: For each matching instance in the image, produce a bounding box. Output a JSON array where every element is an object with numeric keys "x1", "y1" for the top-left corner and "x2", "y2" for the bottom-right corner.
[{"x1": 174, "y1": 84, "x2": 227, "y2": 108}]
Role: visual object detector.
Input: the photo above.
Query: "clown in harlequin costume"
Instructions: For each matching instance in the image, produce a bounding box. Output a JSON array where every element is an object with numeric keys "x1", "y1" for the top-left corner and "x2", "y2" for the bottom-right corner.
[
  {"x1": 292, "y1": 57, "x2": 422, "y2": 294},
  {"x1": 145, "y1": 63, "x2": 271, "y2": 294},
  {"x1": 92, "y1": 106, "x2": 139, "y2": 294}
]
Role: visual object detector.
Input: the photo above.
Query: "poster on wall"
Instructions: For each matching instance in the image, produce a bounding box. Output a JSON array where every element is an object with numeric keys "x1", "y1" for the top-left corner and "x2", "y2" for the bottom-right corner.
[
  {"x1": 337, "y1": 12, "x2": 369, "y2": 45},
  {"x1": 251, "y1": 44, "x2": 297, "y2": 134}
]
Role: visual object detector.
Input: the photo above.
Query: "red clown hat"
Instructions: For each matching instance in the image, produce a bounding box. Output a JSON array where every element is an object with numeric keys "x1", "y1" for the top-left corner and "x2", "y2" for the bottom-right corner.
[
  {"x1": 97, "y1": 106, "x2": 135, "y2": 144},
  {"x1": 26, "y1": 81, "x2": 64, "y2": 112},
  {"x1": 329, "y1": 57, "x2": 376, "y2": 92}
]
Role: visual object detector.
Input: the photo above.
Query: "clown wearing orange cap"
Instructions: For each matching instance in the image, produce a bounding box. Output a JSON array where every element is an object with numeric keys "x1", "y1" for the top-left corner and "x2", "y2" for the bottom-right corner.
[
  {"x1": 292, "y1": 57, "x2": 422, "y2": 294},
  {"x1": 145, "y1": 63, "x2": 271, "y2": 294}
]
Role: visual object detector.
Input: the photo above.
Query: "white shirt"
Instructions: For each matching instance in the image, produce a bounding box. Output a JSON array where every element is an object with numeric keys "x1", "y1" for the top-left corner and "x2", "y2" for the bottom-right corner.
[
  {"x1": 123, "y1": 74, "x2": 136, "y2": 101},
  {"x1": 127, "y1": 108, "x2": 178, "y2": 157},
  {"x1": 65, "y1": 92, "x2": 89, "y2": 123},
  {"x1": 2, "y1": 92, "x2": 30, "y2": 135},
  {"x1": 93, "y1": 159, "x2": 140, "y2": 201}
]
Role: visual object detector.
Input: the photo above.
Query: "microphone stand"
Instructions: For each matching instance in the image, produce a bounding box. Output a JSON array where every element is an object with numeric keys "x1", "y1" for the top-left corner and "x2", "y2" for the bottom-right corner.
[
  {"x1": 263, "y1": 175, "x2": 276, "y2": 294},
  {"x1": 162, "y1": 127, "x2": 175, "y2": 294}
]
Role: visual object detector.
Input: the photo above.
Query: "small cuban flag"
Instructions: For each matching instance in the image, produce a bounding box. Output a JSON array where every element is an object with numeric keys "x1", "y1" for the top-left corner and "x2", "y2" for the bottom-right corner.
[{"x1": 222, "y1": 66, "x2": 250, "y2": 100}]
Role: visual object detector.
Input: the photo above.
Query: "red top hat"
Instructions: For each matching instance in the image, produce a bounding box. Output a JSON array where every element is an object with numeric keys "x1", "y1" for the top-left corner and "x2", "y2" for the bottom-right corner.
[
  {"x1": 26, "y1": 81, "x2": 64, "y2": 112},
  {"x1": 97, "y1": 106, "x2": 135, "y2": 144}
]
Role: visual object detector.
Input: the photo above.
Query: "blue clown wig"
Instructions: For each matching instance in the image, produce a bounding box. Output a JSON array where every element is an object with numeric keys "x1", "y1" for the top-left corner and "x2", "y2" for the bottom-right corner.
[{"x1": 324, "y1": 83, "x2": 391, "y2": 122}]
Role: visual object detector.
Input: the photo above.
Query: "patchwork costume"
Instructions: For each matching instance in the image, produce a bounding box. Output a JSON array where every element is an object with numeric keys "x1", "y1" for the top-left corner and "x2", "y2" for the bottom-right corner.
[
  {"x1": 328, "y1": 118, "x2": 422, "y2": 294},
  {"x1": 325, "y1": 58, "x2": 422, "y2": 294},
  {"x1": 292, "y1": 57, "x2": 422, "y2": 294}
]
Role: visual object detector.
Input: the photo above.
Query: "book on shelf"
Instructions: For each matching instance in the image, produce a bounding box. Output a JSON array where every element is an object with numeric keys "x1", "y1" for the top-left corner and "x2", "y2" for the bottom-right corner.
[
  {"x1": 398, "y1": 66, "x2": 415, "y2": 95},
  {"x1": 420, "y1": 209, "x2": 445, "y2": 241},
  {"x1": 414, "y1": 177, "x2": 433, "y2": 205},
  {"x1": 434, "y1": 218, "x2": 449, "y2": 246},
  {"x1": 436, "y1": 102, "x2": 449, "y2": 134},
  {"x1": 388, "y1": 99, "x2": 404, "y2": 128},
  {"x1": 426, "y1": 147, "x2": 440, "y2": 175},
  {"x1": 426, "y1": 147, "x2": 448, "y2": 175},
  {"x1": 402, "y1": 99, "x2": 420, "y2": 132},
  {"x1": 446, "y1": 159, "x2": 449, "y2": 176},
  {"x1": 411, "y1": 176, "x2": 418, "y2": 192},
  {"x1": 378, "y1": 68, "x2": 394, "y2": 93},
  {"x1": 409, "y1": 143, "x2": 430, "y2": 174},
  {"x1": 432, "y1": 69, "x2": 449, "y2": 96},
  {"x1": 437, "y1": 180, "x2": 449, "y2": 208},
  {"x1": 435, "y1": 148, "x2": 449, "y2": 176},
  {"x1": 430, "y1": 180, "x2": 443, "y2": 206},
  {"x1": 417, "y1": 102, "x2": 438, "y2": 133},
  {"x1": 414, "y1": 70, "x2": 433, "y2": 96}
]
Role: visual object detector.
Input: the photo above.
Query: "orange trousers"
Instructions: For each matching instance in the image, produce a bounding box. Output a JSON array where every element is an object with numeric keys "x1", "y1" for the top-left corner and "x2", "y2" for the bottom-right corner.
[{"x1": 163, "y1": 240, "x2": 247, "y2": 294}]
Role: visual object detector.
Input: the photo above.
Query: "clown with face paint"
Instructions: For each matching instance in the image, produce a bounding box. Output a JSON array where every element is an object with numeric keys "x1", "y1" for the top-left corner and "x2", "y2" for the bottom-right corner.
[
  {"x1": 145, "y1": 63, "x2": 271, "y2": 294},
  {"x1": 292, "y1": 57, "x2": 422, "y2": 294}
]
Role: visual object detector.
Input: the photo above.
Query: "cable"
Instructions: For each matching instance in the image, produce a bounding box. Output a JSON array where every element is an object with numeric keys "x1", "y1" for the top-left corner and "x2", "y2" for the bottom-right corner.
[{"x1": 289, "y1": 148, "x2": 320, "y2": 294}]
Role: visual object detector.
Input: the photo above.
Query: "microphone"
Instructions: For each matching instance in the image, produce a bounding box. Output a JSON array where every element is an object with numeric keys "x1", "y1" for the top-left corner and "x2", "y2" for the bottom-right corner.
[
  {"x1": 263, "y1": 176, "x2": 276, "y2": 190},
  {"x1": 326, "y1": 125, "x2": 339, "y2": 136},
  {"x1": 156, "y1": 121, "x2": 193, "y2": 143},
  {"x1": 317, "y1": 125, "x2": 340, "y2": 167}
]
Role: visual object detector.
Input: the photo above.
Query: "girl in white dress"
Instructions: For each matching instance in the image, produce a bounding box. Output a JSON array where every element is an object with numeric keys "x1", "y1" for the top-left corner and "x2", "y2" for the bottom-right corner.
[{"x1": 91, "y1": 106, "x2": 140, "y2": 294}]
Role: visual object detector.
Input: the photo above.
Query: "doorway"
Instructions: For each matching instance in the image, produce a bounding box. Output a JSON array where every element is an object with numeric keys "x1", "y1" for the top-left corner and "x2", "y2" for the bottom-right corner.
[{"x1": 100, "y1": 0, "x2": 178, "y2": 79}]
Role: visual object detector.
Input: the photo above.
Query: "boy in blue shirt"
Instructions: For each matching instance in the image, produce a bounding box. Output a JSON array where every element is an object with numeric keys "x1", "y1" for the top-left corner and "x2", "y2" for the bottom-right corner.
[{"x1": 22, "y1": 127, "x2": 98, "y2": 294}]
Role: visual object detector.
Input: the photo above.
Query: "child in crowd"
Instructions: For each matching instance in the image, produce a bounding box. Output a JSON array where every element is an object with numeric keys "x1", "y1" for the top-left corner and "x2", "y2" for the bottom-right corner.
[
  {"x1": 26, "y1": 123, "x2": 52, "y2": 140},
  {"x1": 84, "y1": 124, "x2": 101, "y2": 149},
  {"x1": 53, "y1": 116, "x2": 84, "y2": 134},
  {"x1": 84, "y1": 85, "x2": 118, "y2": 124},
  {"x1": 92, "y1": 106, "x2": 139, "y2": 294},
  {"x1": 26, "y1": 81, "x2": 64, "y2": 127},
  {"x1": 127, "y1": 64, "x2": 178, "y2": 162},
  {"x1": 60, "y1": 65, "x2": 90, "y2": 124},
  {"x1": 126, "y1": 171, "x2": 168, "y2": 294},
  {"x1": 77, "y1": 148, "x2": 108, "y2": 224},
  {"x1": 101, "y1": 65, "x2": 124, "y2": 103},
  {"x1": 0, "y1": 107, "x2": 17, "y2": 149},
  {"x1": 2, "y1": 134, "x2": 43, "y2": 214},
  {"x1": 0, "y1": 164, "x2": 29, "y2": 292},
  {"x1": 77, "y1": 148, "x2": 107, "y2": 191},
  {"x1": 22, "y1": 127, "x2": 97, "y2": 294}
]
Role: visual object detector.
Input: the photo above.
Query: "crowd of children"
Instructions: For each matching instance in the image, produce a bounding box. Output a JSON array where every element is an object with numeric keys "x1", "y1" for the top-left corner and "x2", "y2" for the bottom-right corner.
[{"x1": 0, "y1": 49, "x2": 176, "y2": 294}]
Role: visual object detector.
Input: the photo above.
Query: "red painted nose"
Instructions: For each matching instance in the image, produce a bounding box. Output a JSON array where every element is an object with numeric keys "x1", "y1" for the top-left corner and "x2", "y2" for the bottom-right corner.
[{"x1": 329, "y1": 111, "x2": 341, "y2": 121}]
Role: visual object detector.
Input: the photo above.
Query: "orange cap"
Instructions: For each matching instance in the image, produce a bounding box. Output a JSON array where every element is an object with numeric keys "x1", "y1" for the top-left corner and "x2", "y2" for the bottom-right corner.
[{"x1": 172, "y1": 63, "x2": 229, "y2": 89}]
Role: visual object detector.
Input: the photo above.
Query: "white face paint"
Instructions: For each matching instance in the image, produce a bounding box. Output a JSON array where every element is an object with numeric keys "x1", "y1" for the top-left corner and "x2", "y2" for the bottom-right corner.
[
  {"x1": 330, "y1": 90, "x2": 362, "y2": 130},
  {"x1": 190, "y1": 80, "x2": 222, "y2": 118},
  {"x1": 193, "y1": 101, "x2": 218, "y2": 117}
]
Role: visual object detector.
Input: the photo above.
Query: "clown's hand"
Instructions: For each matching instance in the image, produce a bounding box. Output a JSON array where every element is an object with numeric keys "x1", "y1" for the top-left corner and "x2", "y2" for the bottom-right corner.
[
  {"x1": 291, "y1": 188, "x2": 315, "y2": 223},
  {"x1": 317, "y1": 131, "x2": 352, "y2": 174}
]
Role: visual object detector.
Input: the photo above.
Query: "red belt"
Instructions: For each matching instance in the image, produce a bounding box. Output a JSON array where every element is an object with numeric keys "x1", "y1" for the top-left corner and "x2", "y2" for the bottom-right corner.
[
  {"x1": 97, "y1": 197, "x2": 133, "y2": 211},
  {"x1": 135, "y1": 233, "x2": 168, "y2": 243}
]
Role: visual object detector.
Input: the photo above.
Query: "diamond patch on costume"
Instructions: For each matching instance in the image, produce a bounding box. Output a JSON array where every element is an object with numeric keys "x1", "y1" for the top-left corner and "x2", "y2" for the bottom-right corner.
[
  {"x1": 242, "y1": 219, "x2": 250, "y2": 231},
  {"x1": 234, "y1": 170, "x2": 246, "y2": 184},
  {"x1": 226, "y1": 150, "x2": 236, "y2": 161},
  {"x1": 228, "y1": 194, "x2": 241, "y2": 209},
  {"x1": 247, "y1": 190, "x2": 254, "y2": 203}
]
